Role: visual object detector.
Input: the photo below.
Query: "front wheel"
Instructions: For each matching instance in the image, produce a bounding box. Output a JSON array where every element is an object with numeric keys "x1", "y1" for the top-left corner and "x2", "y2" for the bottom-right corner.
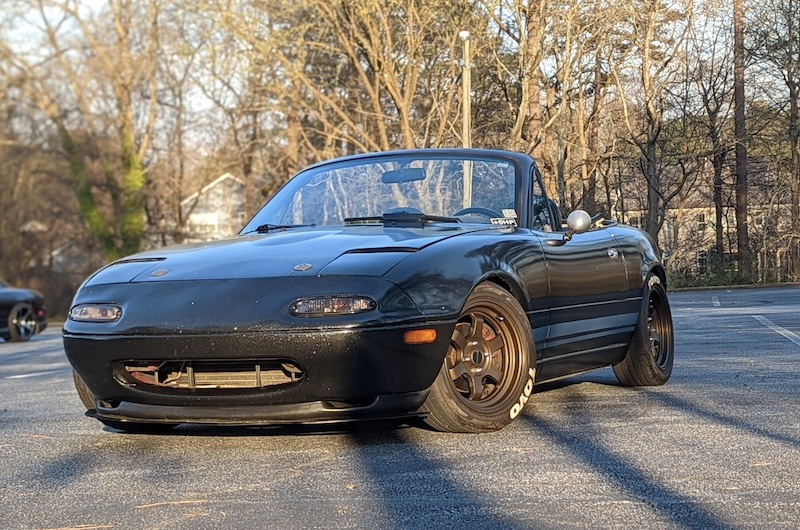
[
  {"x1": 613, "y1": 273, "x2": 674, "y2": 386},
  {"x1": 420, "y1": 283, "x2": 535, "y2": 433},
  {"x1": 73, "y1": 370, "x2": 96, "y2": 411}
]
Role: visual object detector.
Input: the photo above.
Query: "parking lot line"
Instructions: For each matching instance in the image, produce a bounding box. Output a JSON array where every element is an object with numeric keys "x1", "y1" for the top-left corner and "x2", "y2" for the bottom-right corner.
[{"x1": 752, "y1": 315, "x2": 800, "y2": 347}]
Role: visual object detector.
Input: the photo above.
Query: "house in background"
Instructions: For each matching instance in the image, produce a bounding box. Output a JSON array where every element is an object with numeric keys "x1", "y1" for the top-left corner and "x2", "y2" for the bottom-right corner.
[{"x1": 181, "y1": 173, "x2": 248, "y2": 243}]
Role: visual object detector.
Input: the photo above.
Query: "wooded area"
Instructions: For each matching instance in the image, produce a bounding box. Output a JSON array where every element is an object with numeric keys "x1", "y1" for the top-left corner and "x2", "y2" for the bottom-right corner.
[{"x1": 1, "y1": 0, "x2": 799, "y2": 315}]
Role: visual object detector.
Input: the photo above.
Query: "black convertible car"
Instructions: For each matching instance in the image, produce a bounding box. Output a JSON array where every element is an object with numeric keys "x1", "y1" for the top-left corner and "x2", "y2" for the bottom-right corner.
[
  {"x1": 64, "y1": 149, "x2": 673, "y2": 433},
  {"x1": 1, "y1": 279, "x2": 47, "y2": 342}
]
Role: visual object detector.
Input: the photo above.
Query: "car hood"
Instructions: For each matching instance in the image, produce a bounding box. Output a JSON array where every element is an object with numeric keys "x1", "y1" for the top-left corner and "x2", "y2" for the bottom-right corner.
[
  {"x1": 0, "y1": 287, "x2": 44, "y2": 304},
  {"x1": 84, "y1": 225, "x2": 489, "y2": 286}
]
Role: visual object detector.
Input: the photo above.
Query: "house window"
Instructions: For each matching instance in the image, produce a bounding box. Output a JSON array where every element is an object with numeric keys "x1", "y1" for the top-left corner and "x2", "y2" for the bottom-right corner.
[
  {"x1": 629, "y1": 216, "x2": 639, "y2": 228},
  {"x1": 698, "y1": 250, "x2": 708, "y2": 275},
  {"x1": 188, "y1": 213, "x2": 219, "y2": 233},
  {"x1": 236, "y1": 211, "x2": 248, "y2": 227},
  {"x1": 698, "y1": 213, "x2": 706, "y2": 231}
]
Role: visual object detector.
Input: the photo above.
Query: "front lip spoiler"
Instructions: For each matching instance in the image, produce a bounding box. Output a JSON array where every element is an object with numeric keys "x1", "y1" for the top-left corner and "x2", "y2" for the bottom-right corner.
[{"x1": 87, "y1": 391, "x2": 429, "y2": 426}]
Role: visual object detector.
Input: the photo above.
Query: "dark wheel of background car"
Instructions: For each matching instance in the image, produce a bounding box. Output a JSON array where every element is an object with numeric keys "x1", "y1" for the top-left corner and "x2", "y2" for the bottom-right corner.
[
  {"x1": 453, "y1": 207, "x2": 503, "y2": 218},
  {"x1": 73, "y1": 371, "x2": 96, "y2": 411},
  {"x1": 98, "y1": 419, "x2": 178, "y2": 434},
  {"x1": 613, "y1": 273, "x2": 674, "y2": 386},
  {"x1": 420, "y1": 282, "x2": 535, "y2": 433},
  {"x1": 7, "y1": 302, "x2": 37, "y2": 342}
]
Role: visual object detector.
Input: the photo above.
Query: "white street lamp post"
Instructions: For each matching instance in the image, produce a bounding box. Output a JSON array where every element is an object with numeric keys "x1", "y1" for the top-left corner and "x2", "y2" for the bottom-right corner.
[{"x1": 459, "y1": 30, "x2": 473, "y2": 208}]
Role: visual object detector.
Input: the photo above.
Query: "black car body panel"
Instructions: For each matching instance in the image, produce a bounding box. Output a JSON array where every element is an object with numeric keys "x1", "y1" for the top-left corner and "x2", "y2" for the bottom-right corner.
[{"x1": 63, "y1": 148, "x2": 668, "y2": 429}]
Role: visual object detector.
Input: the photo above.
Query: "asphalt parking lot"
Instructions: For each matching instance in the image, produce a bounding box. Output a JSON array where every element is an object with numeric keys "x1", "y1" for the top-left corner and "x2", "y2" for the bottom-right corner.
[{"x1": 1, "y1": 286, "x2": 799, "y2": 530}]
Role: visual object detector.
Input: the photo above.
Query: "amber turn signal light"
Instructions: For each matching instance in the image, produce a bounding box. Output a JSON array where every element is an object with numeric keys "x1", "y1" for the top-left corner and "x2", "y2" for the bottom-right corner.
[{"x1": 403, "y1": 329, "x2": 437, "y2": 345}]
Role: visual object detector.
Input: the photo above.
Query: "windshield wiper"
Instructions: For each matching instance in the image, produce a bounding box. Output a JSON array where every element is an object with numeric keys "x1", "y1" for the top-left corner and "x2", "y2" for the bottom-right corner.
[
  {"x1": 345, "y1": 212, "x2": 461, "y2": 227},
  {"x1": 253, "y1": 223, "x2": 315, "y2": 233}
]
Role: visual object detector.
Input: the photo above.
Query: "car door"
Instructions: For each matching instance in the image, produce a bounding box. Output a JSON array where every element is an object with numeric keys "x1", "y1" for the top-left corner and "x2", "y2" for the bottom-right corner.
[
  {"x1": 535, "y1": 228, "x2": 631, "y2": 380},
  {"x1": 521, "y1": 164, "x2": 633, "y2": 380}
]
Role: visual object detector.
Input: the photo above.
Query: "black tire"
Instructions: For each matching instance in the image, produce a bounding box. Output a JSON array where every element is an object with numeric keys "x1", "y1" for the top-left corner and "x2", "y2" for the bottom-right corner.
[
  {"x1": 7, "y1": 302, "x2": 37, "y2": 342},
  {"x1": 613, "y1": 273, "x2": 674, "y2": 386},
  {"x1": 73, "y1": 370, "x2": 96, "y2": 411},
  {"x1": 420, "y1": 283, "x2": 535, "y2": 433}
]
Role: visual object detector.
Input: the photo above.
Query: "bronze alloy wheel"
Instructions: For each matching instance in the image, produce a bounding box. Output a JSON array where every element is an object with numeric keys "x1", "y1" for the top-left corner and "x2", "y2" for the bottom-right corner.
[
  {"x1": 446, "y1": 309, "x2": 523, "y2": 413},
  {"x1": 421, "y1": 282, "x2": 534, "y2": 432}
]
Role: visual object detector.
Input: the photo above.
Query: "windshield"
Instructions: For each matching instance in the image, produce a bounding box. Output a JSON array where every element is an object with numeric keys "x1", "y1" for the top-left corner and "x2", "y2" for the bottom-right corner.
[{"x1": 242, "y1": 154, "x2": 519, "y2": 231}]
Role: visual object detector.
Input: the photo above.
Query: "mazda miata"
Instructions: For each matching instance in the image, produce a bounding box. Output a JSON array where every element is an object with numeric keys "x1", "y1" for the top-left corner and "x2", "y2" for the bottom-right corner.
[{"x1": 64, "y1": 149, "x2": 674, "y2": 433}]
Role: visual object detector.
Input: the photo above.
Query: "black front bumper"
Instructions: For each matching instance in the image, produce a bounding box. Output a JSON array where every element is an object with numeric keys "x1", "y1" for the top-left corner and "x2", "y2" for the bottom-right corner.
[
  {"x1": 64, "y1": 322, "x2": 453, "y2": 425},
  {"x1": 87, "y1": 391, "x2": 429, "y2": 425}
]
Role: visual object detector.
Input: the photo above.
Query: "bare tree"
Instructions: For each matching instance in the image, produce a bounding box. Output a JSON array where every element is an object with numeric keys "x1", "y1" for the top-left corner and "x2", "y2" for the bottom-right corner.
[
  {"x1": 750, "y1": 0, "x2": 800, "y2": 279},
  {"x1": 733, "y1": 0, "x2": 751, "y2": 278},
  {"x1": 6, "y1": 0, "x2": 161, "y2": 260},
  {"x1": 613, "y1": 0, "x2": 694, "y2": 240}
]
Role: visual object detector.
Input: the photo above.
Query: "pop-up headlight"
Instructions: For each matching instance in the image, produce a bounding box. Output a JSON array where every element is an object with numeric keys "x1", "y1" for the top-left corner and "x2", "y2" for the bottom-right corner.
[
  {"x1": 290, "y1": 296, "x2": 376, "y2": 317},
  {"x1": 69, "y1": 304, "x2": 122, "y2": 322}
]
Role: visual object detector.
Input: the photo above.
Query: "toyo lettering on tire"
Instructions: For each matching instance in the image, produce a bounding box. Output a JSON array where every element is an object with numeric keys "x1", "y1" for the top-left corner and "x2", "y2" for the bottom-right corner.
[
  {"x1": 420, "y1": 282, "x2": 535, "y2": 432},
  {"x1": 613, "y1": 273, "x2": 674, "y2": 386}
]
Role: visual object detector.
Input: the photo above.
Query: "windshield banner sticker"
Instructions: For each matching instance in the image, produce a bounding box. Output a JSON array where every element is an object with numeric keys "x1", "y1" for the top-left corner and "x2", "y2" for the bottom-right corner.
[{"x1": 491, "y1": 217, "x2": 517, "y2": 226}]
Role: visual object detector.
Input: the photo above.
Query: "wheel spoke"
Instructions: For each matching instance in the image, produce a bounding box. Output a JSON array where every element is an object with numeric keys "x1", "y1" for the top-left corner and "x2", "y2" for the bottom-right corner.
[
  {"x1": 486, "y1": 335, "x2": 504, "y2": 353},
  {"x1": 451, "y1": 324, "x2": 469, "y2": 352},
  {"x1": 467, "y1": 374, "x2": 485, "y2": 400},
  {"x1": 470, "y1": 316, "x2": 485, "y2": 341},
  {"x1": 650, "y1": 330, "x2": 662, "y2": 348},
  {"x1": 448, "y1": 362, "x2": 469, "y2": 382},
  {"x1": 484, "y1": 364, "x2": 503, "y2": 384}
]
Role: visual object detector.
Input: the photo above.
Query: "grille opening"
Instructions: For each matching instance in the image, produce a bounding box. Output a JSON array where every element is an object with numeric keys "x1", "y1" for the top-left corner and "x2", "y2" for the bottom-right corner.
[{"x1": 122, "y1": 360, "x2": 304, "y2": 390}]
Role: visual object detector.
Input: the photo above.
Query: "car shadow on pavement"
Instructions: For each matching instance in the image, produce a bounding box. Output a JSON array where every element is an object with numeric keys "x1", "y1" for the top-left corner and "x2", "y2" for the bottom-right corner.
[
  {"x1": 518, "y1": 412, "x2": 732, "y2": 530},
  {"x1": 643, "y1": 390, "x2": 800, "y2": 449},
  {"x1": 345, "y1": 426, "x2": 550, "y2": 530}
]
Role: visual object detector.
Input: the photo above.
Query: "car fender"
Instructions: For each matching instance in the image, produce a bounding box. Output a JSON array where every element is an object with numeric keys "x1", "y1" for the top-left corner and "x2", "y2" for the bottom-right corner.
[{"x1": 384, "y1": 232, "x2": 538, "y2": 313}]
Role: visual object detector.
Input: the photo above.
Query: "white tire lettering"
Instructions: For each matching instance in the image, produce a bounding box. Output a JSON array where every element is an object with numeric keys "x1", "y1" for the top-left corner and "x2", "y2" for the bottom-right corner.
[{"x1": 510, "y1": 368, "x2": 536, "y2": 419}]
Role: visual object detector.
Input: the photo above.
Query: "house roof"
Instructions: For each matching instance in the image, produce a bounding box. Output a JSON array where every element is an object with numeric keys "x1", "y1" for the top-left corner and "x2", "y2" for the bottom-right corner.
[{"x1": 180, "y1": 173, "x2": 244, "y2": 207}]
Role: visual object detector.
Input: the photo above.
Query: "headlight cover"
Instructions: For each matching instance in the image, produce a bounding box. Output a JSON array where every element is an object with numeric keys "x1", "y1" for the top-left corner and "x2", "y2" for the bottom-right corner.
[
  {"x1": 69, "y1": 304, "x2": 122, "y2": 322},
  {"x1": 290, "y1": 296, "x2": 377, "y2": 317}
]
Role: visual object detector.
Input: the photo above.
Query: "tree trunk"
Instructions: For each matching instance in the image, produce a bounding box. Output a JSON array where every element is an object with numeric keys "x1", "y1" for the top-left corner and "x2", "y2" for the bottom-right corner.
[{"x1": 733, "y1": 0, "x2": 750, "y2": 279}]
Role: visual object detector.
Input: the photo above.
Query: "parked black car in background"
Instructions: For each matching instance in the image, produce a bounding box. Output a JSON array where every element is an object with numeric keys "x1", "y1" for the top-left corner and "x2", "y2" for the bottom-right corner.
[
  {"x1": 65, "y1": 148, "x2": 674, "y2": 433},
  {"x1": 1, "y1": 279, "x2": 47, "y2": 342}
]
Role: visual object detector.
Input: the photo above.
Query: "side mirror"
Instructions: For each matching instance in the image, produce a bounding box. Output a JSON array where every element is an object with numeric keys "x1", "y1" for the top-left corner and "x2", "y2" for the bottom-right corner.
[
  {"x1": 566, "y1": 210, "x2": 592, "y2": 234},
  {"x1": 544, "y1": 209, "x2": 597, "y2": 247}
]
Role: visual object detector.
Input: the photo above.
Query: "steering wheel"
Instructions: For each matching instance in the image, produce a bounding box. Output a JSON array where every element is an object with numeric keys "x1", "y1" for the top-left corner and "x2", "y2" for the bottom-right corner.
[{"x1": 453, "y1": 207, "x2": 502, "y2": 218}]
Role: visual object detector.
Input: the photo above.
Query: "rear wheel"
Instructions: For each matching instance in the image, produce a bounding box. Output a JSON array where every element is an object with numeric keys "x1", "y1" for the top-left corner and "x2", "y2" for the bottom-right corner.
[
  {"x1": 420, "y1": 283, "x2": 535, "y2": 432},
  {"x1": 613, "y1": 273, "x2": 674, "y2": 386},
  {"x1": 7, "y1": 302, "x2": 37, "y2": 342}
]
